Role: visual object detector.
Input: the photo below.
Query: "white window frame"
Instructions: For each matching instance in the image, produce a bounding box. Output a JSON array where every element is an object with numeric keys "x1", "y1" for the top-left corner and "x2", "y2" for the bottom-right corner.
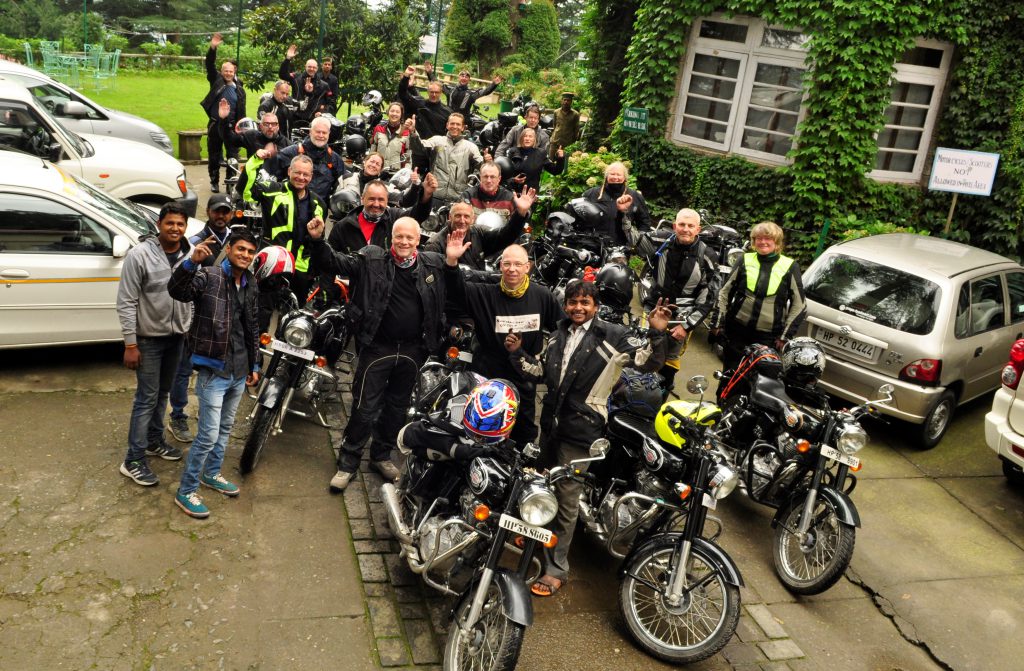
[
  {"x1": 870, "y1": 38, "x2": 953, "y2": 183},
  {"x1": 670, "y1": 15, "x2": 810, "y2": 166}
]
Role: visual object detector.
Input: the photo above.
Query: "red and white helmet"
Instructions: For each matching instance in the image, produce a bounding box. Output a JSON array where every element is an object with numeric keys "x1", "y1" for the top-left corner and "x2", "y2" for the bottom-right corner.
[{"x1": 252, "y1": 245, "x2": 295, "y2": 281}]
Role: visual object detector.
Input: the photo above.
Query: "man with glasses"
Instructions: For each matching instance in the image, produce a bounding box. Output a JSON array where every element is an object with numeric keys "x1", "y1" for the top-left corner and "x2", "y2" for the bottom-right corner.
[
  {"x1": 444, "y1": 239, "x2": 558, "y2": 445},
  {"x1": 217, "y1": 99, "x2": 288, "y2": 202},
  {"x1": 423, "y1": 62, "x2": 502, "y2": 119}
]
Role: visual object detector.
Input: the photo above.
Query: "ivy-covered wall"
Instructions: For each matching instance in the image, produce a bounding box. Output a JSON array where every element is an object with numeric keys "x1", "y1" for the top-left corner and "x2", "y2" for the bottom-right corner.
[{"x1": 591, "y1": 1, "x2": 1024, "y2": 260}]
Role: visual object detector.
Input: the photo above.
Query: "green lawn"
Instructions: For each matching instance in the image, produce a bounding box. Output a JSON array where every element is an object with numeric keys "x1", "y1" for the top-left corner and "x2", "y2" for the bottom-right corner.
[{"x1": 86, "y1": 70, "x2": 277, "y2": 158}]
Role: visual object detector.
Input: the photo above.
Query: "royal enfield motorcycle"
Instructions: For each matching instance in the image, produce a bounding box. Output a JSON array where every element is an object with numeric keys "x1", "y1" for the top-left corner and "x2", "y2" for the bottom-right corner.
[
  {"x1": 381, "y1": 395, "x2": 563, "y2": 671},
  {"x1": 712, "y1": 344, "x2": 895, "y2": 594},
  {"x1": 565, "y1": 375, "x2": 744, "y2": 663},
  {"x1": 240, "y1": 287, "x2": 349, "y2": 474}
]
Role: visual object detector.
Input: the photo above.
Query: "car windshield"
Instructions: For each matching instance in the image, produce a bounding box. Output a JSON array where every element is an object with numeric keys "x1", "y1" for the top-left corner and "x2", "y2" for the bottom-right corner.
[
  {"x1": 804, "y1": 253, "x2": 941, "y2": 335},
  {"x1": 56, "y1": 166, "x2": 153, "y2": 237}
]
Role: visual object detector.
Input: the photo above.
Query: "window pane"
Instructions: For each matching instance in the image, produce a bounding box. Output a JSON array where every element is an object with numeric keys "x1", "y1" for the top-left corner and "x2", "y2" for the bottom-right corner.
[
  {"x1": 804, "y1": 254, "x2": 941, "y2": 335},
  {"x1": 874, "y1": 150, "x2": 916, "y2": 172},
  {"x1": 688, "y1": 74, "x2": 737, "y2": 100},
  {"x1": 740, "y1": 129, "x2": 793, "y2": 156},
  {"x1": 684, "y1": 96, "x2": 732, "y2": 122},
  {"x1": 970, "y1": 276, "x2": 1005, "y2": 332},
  {"x1": 899, "y1": 46, "x2": 944, "y2": 68},
  {"x1": 754, "y1": 62, "x2": 804, "y2": 87},
  {"x1": 1007, "y1": 272, "x2": 1024, "y2": 324},
  {"x1": 0, "y1": 193, "x2": 112, "y2": 254},
  {"x1": 692, "y1": 53, "x2": 741, "y2": 79},
  {"x1": 761, "y1": 28, "x2": 810, "y2": 50},
  {"x1": 743, "y1": 107, "x2": 799, "y2": 135},
  {"x1": 890, "y1": 81, "x2": 933, "y2": 105},
  {"x1": 699, "y1": 20, "x2": 748, "y2": 43},
  {"x1": 877, "y1": 127, "x2": 923, "y2": 150},
  {"x1": 884, "y1": 104, "x2": 928, "y2": 128},
  {"x1": 749, "y1": 85, "x2": 803, "y2": 112},
  {"x1": 681, "y1": 116, "x2": 728, "y2": 144}
]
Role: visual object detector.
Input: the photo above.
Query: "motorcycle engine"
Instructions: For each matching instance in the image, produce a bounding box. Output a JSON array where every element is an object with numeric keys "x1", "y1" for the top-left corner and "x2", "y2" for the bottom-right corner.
[
  {"x1": 598, "y1": 470, "x2": 669, "y2": 544},
  {"x1": 417, "y1": 515, "x2": 470, "y2": 573}
]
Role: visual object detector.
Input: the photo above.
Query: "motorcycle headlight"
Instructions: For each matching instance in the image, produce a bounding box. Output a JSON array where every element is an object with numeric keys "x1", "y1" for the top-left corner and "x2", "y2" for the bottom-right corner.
[
  {"x1": 518, "y1": 483, "x2": 558, "y2": 526},
  {"x1": 283, "y1": 317, "x2": 314, "y2": 348},
  {"x1": 836, "y1": 423, "x2": 868, "y2": 455},
  {"x1": 726, "y1": 247, "x2": 744, "y2": 268},
  {"x1": 708, "y1": 464, "x2": 739, "y2": 500}
]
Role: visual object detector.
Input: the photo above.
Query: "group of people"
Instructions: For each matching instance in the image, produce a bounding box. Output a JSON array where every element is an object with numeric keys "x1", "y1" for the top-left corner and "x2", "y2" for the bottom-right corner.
[{"x1": 116, "y1": 42, "x2": 805, "y2": 594}]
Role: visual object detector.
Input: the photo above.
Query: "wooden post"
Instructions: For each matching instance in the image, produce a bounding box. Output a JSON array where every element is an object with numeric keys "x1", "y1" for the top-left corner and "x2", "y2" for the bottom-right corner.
[{"x1": 943, "y1": 192, "x2": 959, "y2": 237}]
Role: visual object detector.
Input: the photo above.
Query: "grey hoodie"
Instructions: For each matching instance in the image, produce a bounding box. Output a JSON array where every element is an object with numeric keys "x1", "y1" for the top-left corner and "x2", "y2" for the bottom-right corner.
[{"x1": 116, "y1": 236, "x2": 193, "y2": 345}]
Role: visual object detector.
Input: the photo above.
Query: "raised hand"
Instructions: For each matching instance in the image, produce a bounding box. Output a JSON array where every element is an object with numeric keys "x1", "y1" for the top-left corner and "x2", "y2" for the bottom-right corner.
[
  {"x1": 513, "y1": 185, "x2": 537, "y2": 216},
  {"x1": 211, "y1": 33, "x2": 223, "y2": 49},
  {"x1": 647, "y1": 298, "x2": 673, "y2": 332},
  {"x1": 557, "y1": 145, "x2": 564, "y2": 159},
  {"x1": 410, "y1": 167, "x2": 421, "y2": 185},
  {"x1": 218, "y1": 98, "x2": 230, "y2": 119},
  {"x1": 191, "y1": 235, "x2": 219, "y2": 264},
  {"x1": 616, "y1": 193, "x2": 634, "y2": 212},
  {"x1": 286, "y1": 44, "x2": 297, "y2": 60},
  {"x1": 404, "y1": 65, "x2": 416, "y2": 78},
  {"x1": 445, "y1": 227, "x2": 472, "y2": 266},
  {"x1": 482, "y1": 148, "x2": 492, "y2": 162},
  {"x1": 422, "y1": 171, "x2": 438, "y2": 196},
  {"x1": 403, "y1": 115, "x2": 416, "y2": 132},
  {"x1": 423, "y1": 62, "x2": 433, "y2": 75},
  {"x1": 307, "y1": 216, "x2": 325, "y2": 240}
]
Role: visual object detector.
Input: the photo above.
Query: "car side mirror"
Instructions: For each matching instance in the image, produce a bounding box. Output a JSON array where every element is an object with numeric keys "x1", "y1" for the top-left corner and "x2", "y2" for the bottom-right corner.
[
  {"x1": 112, "y1": 235, "x2": 130, "y2": 258},
  {"x1": 57, "y1": 101, "x2": 90, "y2": 118}
]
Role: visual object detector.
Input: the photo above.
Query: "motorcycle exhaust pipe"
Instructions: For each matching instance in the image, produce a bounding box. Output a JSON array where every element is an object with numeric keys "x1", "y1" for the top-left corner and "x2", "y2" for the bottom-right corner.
[{"x1": 380, "y1": 483, "x2": 414, "y2": 544}]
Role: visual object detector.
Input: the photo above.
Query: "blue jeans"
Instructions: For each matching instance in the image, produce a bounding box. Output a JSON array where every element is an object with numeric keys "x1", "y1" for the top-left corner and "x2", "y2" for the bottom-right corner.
[
  {"x1": 178, "y1": 368, "x2": 246, "y2": 495},
  {"x1": 125, "y1": 335, "x2": 184, "y2": 463},
  {"x1": 170, "y1": 346, "x2": 193, "y2": 421}
]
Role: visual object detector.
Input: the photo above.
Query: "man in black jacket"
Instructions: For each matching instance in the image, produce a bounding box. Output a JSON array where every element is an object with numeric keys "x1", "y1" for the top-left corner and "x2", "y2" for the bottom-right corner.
[
  {"x1": 217, "y1": 99, "x2": 288, "y2": 203},
  {"x1": 168, "y1": 228, "x2": 261, "y2": 519},
  {"x1": 505, "y1": 281, "x2": 672, "y2": 596},
  {"x1": 327, "y1": 176, "x2": 435, "y2": 254},
  {"x1": 422, "y1": 187, "x2": 535, "y2": 272},
  {"x1": 398, "y1": 65, "x2": 452, "y2": 174},
  {"x1": 200, "y1": 33, "x2": 246, "y2": 193},
  {"x1": 257, "y1": 80, "x2": 297, "y2": 141},
  {"x1": 307, "y1": 217, "x2": 451, "y2": 492},
  {"x1": 268, "y1": 117, "x2": 348, "y2": 202},
  {"x1": 321, "y1": 57, "x2": 340, "y2": 115},
  {"x1": 462, "y1": 162, "x2": 515, "y2": 222},
  {"x1": 279, "y1": 44, "x2": 329, "y2": 118},
  {"x1": 424, "y1": 63, "x2": 501, "y2": 118}
]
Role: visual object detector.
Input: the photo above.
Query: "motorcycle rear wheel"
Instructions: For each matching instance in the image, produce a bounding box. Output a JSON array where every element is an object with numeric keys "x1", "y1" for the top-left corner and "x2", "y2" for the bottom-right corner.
[
  {"x1": 772, "y1": 495, "x2": 855, "y2": 594},
  {"x1": 619, "y1": 543, "x2": 740, "y2": 663},
  {"x1": 239, "y1": 404, "x2": 276, "y2": 475},
  {"x1": 443, "y1": 582, "x2": 525, "y2": 671}
]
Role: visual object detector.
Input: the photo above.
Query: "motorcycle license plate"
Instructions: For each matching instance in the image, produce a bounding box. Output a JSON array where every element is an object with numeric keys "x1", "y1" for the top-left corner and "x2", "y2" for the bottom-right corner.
[
  {"x1": 820, "y1": 444, "x2": 859, "y2": 468},
  {"x1": 702, "y1": 493, "x2": 718, "y2": 510},
  {"x1": 243, "y1": 209, "x2": 260, "y2": 218},
  {"x1": 271, "y1": 338, "x2": 314, "y2": 361},
  {"x1": 498, "y1": 514, "x2": 552, "y2": 544}
]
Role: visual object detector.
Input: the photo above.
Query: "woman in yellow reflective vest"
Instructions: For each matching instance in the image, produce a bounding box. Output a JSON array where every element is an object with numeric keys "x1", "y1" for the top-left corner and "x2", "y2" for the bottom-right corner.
[{"x1": 712, "y1": 221, "x2": 807, "y2": 370}]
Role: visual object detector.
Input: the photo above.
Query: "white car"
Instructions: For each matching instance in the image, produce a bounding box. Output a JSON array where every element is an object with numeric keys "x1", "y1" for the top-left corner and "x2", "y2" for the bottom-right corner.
[
  {"x1": 0, "y1": 59, "x2": 174, "y2": 154},
  {"x1": 0, "y1": 79, "x2": 197, "y2": 215},
  {"x1": 0, "y1": 152, "x2": 204, "y2": 349},
  {"x1": 984, "y1": 339, "x2": 1024, "y2": 487}
]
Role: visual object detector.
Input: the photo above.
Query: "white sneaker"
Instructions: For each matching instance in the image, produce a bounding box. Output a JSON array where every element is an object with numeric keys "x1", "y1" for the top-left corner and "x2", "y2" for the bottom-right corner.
[{"x1": 330, "y1": 470, "x2": 355, "y2": 493}]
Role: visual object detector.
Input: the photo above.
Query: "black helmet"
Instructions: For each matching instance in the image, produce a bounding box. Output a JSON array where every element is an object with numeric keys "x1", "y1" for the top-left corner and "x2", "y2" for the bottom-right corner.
[
  {"x1": 344, "y1": 134, "x2": 368, "y2": 161},
  {"x1": 545, "y1": 211, "x2": 574, "y2": 239},
  {"x1": 330, "y1": 188, "x2": 360, "y2": 219},
  {"x1": 566, "y1": 197, "x2": 603, "y2": 230},
  {"x1": 609, "y1": 368, "x2": 664, "y2": 418},
  {"x1": 345, "y1": 115, "x2": 366, "y2": 136},
  {"x1": 782, "y1": 337, "x2": 826, "y2": 384},
  {"x1": 493, "y1": 156, "x2": 514, "y2": 182},
  {"x1": 596, "y1": 262, "x2": 633, "y2": 313}
]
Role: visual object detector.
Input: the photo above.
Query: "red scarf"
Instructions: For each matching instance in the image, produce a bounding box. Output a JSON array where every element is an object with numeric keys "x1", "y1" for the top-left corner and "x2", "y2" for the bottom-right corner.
[{"x1": 390, "y1": 245, "x2": 417, "y2": 268}]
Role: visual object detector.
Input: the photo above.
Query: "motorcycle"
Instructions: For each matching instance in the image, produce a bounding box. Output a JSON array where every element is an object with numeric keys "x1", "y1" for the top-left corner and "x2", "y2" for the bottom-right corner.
[
  {"x1": 409, "y1": 325, "x2": 479, "y2": 422},
  {"x1": 381, "y1": 388, "x2": 564, "y2": 671},
  {"x1": 567, "y1": 375, "x2": 743, "y2": 663},
  {"x1": 222, "y1": 158, "x2": 263, "y2": 240},
  {"x1": 711, "y1": 344, "x2": 895, "y2": 594},
  {"x1": 240, "y1": 284, "x2": 350, "y2": 474},
  {"x1": 696, "y1": 209, "x2": 746, "y2": 283}
]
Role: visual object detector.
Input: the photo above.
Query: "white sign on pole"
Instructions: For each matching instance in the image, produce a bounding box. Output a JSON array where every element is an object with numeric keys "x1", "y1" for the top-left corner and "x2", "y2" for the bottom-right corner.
[
  {"x1": 928, "y1": 148, "x2": 1001, "y2": 196},
  {"x1": 419, "y1": 34, "x2": 437, "y2": 55}
]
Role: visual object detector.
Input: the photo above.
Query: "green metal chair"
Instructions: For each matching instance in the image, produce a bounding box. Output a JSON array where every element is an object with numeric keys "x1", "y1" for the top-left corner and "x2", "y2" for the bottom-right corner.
[
  {"x1": 39, "y1": 41, "x2": 61, "y2": 53},
  {"x1": 41, "y1": 49, "x2": 68, "y2": 80},
  {"x1": 23, "y1": 43, "x2": 35, "y2": 67},
  {"x1": 92, "y1": 51, "x2": 112, "y2": 90}
]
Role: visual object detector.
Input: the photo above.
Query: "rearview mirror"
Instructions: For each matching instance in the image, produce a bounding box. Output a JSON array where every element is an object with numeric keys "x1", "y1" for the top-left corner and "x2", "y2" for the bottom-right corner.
[
  {"x1": 112, "y1": 234, "x2": 130, "y2": 258},
  {"x1": 686, "y1": 375, "x2": 709, "y2": 394},
  {"x1": 589, "y1": 438, "x2": 610, "y2": 458}
]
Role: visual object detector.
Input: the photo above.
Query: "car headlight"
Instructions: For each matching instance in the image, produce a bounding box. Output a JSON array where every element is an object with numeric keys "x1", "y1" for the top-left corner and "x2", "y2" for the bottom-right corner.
[
  {"x1": 836, "y1": 423, "x2": 868, "y2": 455},
  {"x1": 283, "y1": 317, "x2": 313, "y2": 348},
  {"x1": 708, "y1": 464, "x2": 739, "y2": 500},
  {"x1": 150, "y1": 131, "x2": 173, "y2": 153},
  {"x1": 518, "y1": 483, "x2": 558, "y2": 526}
]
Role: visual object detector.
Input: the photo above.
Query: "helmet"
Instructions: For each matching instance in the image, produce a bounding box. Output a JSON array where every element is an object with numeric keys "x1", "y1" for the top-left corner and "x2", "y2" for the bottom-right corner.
[
  {"x1": 252, "y1": 246, "x2": 295, "y2": 281},
  {"x1": 330, "y1": 188, "x2": 361, "y2": 219},
  {"x1": 362, "y1": 89, "x2": 383, "y2": 106},
  {"x1": 782, "y1": 337, "x2": 826, "y2": 384},
  {"x1": 345, "y1": 115, "x2": 366, "y2": 136},
  {"x1": 462, "y1": 379, "x2": 520, "y2": 444},
  {"x1": 493, "y1": 156, "x2": 514, "y2": 182},
  {"x1": 596, "y1": 262, "x2": 633, "y2": 313},
  {"x1": 545, "y1": 211, "x2": 575, "y2": 236},
  {"x1": 345, "y1": 134, "x2": 368, "y2": 161},
  {"x1": 475, "y1": 210, "x2": 504, "y2": 232},
  {"x1": 566, "y1": 198, "x2": 603, "y2": 230},
  {"x1": 389, "y1": 166, "x2": 413, "y2": 191},
  {"x1": 609, "y1": 368, "x2": 664, "y2": 418},
  {"x1": 234, "y1": 117, "x2": 258, "y2": 134}
]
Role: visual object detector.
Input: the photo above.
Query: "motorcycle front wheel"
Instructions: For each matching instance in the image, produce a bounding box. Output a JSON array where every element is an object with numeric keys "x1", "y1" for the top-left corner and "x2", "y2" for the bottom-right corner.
[
  {"x1": 239, "y1": 403, "x2": 277, "y2": 475},
  {"x1": 443, "y1": 582, "x2": 525, "y2": 671},
  {"x1": 772, "y1": 494, "x2": 855, "y2": 595},
  {"x1": 619, "y1": 543, "x2": 740, "y2": 663}
]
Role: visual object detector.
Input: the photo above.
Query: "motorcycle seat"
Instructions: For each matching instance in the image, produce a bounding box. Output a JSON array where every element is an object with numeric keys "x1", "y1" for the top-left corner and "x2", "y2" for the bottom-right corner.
[
  {"x1": 749, "y1": 375, "x2": 798, "y2": 415},
  {"x1": 607, "y1": 409, "x2": 659, "y2": 447}
]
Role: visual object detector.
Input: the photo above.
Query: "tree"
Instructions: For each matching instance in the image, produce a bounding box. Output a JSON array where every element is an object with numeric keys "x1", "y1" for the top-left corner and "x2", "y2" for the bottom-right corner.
[
  {"x1": 578, "y1": 0, "x2": 639, "y2": 147},
  {"x1": 1, "y1": 0, "x2": 64, "y2": 40},
  {"x1": 444, "y1": 0, "x2": 561, "y2": 72}
]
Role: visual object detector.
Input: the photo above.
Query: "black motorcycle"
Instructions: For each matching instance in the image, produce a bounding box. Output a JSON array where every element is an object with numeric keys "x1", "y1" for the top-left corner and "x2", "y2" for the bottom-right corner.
[
  {"x1": 240, "y1": 287, "x2": 349, "y2": 473},
  {"x1": 381, "y1": 397, "x2": 562, "y2": 671},
  {"x1": 712, "y1": 347, "x2": 894, "y2": 594},
  {"x1": 222, "y1": 158, "x2": 263, "y2": 240},
  {"x1": 567, "y1": 375, "x2": 743, "y2": 663}
]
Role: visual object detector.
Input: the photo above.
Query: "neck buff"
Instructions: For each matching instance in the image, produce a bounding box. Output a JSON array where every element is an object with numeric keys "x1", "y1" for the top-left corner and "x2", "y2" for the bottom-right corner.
[
  {"x1": 391, "y1": 245, "x2": 417, "y2": 269},
  {"x1": 500, "y1": 273, "x2": 529, "y2": 298},
  {"x1": 604, "y1": 182, "x2": 626, "y2": 199},
  {"x1": 363, "y1": 207, "x2": 384, "y2": 222}
]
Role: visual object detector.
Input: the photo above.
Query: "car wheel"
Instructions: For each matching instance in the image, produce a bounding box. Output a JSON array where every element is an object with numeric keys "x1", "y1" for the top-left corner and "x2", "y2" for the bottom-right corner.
[
  {"x1": 1003, "y1": 459, "x2": 1024, "y2": 489},
  {"x1": 916, "y1": 389, "x2": 956, "y2": 449}
]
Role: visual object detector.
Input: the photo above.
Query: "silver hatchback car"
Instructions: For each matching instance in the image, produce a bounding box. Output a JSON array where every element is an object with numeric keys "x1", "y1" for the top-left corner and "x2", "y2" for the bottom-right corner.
[{"x1": 798, "y1": 234, "x2": 1024, "y2": 448}]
